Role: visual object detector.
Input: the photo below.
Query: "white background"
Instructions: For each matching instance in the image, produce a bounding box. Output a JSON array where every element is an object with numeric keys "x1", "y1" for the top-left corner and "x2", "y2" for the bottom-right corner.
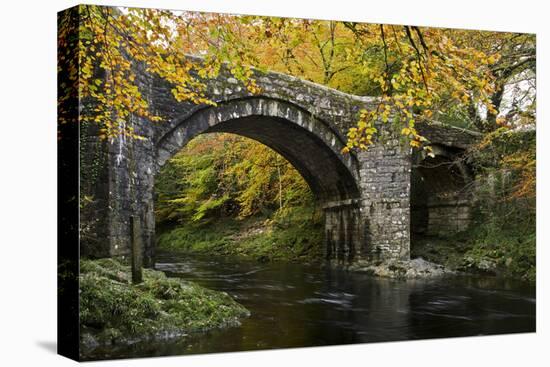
[{"x1": 0, "y1": 0, "x2": 547, "y2": 365}]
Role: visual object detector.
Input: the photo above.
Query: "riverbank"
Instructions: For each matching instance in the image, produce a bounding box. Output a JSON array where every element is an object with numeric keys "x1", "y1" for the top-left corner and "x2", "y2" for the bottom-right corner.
[
  {"x1": 411, "y1": 231, "x2": 535, "y2": 283},
  {"x1": 345, "y1": 231, "x2": 535, "y2": 282},
  {"x1": 84, "y1": 250, "x2": 536, "y2": 360},
  {"x1": 79, "y1": 258, "x2": 250, "y2": 355},
  {"x1": 158, "y1": 220, "x2": 458, "y2": 280},
  {"x1": 157, "y1": 210, "x2": 324, "y2": 263},
  {"x1": 156, "y1": 210, "x2": 534, "y2": 282}
]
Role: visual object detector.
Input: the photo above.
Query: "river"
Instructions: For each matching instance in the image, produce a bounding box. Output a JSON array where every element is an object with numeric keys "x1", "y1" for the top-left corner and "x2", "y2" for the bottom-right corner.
[{"x1": 89, "y1": 250, "x2": 536, "y2": 359}]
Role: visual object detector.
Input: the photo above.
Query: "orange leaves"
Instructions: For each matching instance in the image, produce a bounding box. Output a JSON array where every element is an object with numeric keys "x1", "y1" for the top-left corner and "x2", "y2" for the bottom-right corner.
[
  {"x1": 64, "y1": 5, "x2": 265, "y2": 141},
  {"x1": 503, "y1": 152, "x2": 536, "y2": 200},
  {"x1": 61, "y1": 6, "x2": 520, "y2": 149},
  {"x1": 337, "y1": 24, "x2": 503, "y2": 153},
  {"x1": 470, "y1": 126, "x2": 536, "y2": 204},
  {"x1": 71, "y1": 6, "x2": 159, "y2": 139}
]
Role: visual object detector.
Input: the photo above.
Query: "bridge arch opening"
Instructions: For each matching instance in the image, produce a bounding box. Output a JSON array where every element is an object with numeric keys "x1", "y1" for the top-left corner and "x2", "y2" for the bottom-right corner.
[
  {"x1": 410, "y1": 145, "x2": 473, "y2": 243},
  {"x1": 154, "y1": 97, "x2": 361, "y2": 202},
  {"x1": 146, "y1": 97, "x2": 362, "y2": 262}
]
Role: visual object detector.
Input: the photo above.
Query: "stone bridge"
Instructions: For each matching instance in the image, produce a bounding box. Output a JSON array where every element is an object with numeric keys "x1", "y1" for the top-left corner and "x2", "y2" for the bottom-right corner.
[{"x1": 79, "y1": 57, "x2": 480, "y2": 266}]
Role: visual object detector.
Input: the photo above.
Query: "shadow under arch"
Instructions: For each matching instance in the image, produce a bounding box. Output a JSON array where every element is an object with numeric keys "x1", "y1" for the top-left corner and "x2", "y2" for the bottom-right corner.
[
  {"x1": 410, "y1": 144, "x2": 473, "y2": 238},
  {"x1": 154, "y1": 97, "x2": 361, "y2": 203},
  {"x1": 146, "y1": 96, "x2": 364, "y2": 263}
]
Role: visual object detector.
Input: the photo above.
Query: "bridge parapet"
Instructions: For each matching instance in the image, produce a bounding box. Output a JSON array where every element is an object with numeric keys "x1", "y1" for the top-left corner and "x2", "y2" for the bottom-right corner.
[{"x1": 416, "y1": 120, "x2": 481, "y2": 149}]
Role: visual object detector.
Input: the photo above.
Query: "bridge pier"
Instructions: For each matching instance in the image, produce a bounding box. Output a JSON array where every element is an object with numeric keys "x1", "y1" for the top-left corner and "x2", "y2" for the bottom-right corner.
[
  {"x1": 84, "y1": 119, "x2": 158, "y2": 267},
  {"x1": 323, "y1": 199, "x2": 361, "y2": 261},
  {"x1": 320, "y1": 136, "x2": 413, "y2": 262},
  {"x1": 356, "y1": 138, "x2": 412, "y2": 261}
]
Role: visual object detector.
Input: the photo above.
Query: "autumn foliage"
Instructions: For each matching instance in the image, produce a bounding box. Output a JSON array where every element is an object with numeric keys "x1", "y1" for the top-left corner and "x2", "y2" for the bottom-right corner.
[
  {"x1": 58, "y1": 5, "x2": 536, "y2": 280},
  {"x1": 59, "y1": 6, "x2": 534, "y2": 145}
]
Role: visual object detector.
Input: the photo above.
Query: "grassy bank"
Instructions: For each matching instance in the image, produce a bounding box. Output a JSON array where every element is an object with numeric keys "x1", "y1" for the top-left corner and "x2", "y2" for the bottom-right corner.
[
  {"x1": 412, "y1": 129, "x2": 536, "y2": 283},
  {"x1": 412, "y1": 215, "x2": 535, "y2": 283},
  {"x1": 157, "y1": 208, "x2": 324, "y2": 263},
  {"x1": 79, "y1": 258, "x2": 249, "y2": 350}
]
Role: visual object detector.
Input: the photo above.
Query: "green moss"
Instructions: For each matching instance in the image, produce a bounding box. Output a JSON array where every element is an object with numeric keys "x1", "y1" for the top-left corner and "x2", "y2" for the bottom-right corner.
[
  {"x1": 237, "y1": 221, "x2": 323, "y2": 262},
  {"x1": 463, "y1": 219, "x2": 535, "y2": 282},
  {"x1": 79, "y1": 258, "x2": 249, "y2": 347},
  {"x1": 157, "y1": 219, "x2": 237, "y2": 253},
  {"x1": 157, "y1": 207, "x2": 324, "y2": 263},
  {"x1": 412, "y1": 235, "x2": 468, "y2": 269},
  {"x1": 412, "y1": 213, "x2": 535, "y2": 283},
  {"x1": 412, "y1": 129, "x2": 535, "y2": 283}
]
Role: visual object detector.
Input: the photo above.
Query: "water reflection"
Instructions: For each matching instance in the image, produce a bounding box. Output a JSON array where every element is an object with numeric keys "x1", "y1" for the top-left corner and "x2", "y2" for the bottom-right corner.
[{"x1": 85, "y1": 251, "x2": 535, "y2": 360}]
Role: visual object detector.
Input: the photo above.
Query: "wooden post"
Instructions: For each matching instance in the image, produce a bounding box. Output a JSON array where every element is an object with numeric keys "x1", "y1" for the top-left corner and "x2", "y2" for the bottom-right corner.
[{"x1": 130, "y1": 215, "x2": 143, "y2": 284}]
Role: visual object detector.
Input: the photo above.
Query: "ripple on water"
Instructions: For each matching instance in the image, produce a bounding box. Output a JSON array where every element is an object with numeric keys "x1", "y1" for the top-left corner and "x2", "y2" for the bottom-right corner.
[{"x1": 85, "y1": 251, "x2": 536, "y2": 360}]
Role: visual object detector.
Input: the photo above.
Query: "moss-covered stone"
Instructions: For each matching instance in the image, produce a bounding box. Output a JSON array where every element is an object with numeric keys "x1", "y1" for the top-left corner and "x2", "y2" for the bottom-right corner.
[
  {"x1": 411, "y1": 229, "x2": 535, "y2": 283},
  {"x1": 347, "y1": 257, "x2": 456, "y2": 280},
  {"x1": 79, "y1": 258, "x2": 249, "y2": 352}
]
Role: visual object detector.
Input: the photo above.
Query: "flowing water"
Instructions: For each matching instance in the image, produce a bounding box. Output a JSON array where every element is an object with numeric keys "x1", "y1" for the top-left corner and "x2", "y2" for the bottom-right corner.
[{"x1": 89, "y1": 250, "x2": 536, "y2": 360}]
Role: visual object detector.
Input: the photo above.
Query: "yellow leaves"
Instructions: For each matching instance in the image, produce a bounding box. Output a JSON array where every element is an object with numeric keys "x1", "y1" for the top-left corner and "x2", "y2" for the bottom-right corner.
[
  {"x1": 401, "y1": 122, "x2": 427, "y2": 150},
  {"x1": 409, "y1": 140, "x2": 421, "y2": 148},
  {"x1": 197, "y1": 68, "x2": 208, "y2": 78},
  {"x1": 345, "y1": 96, "x2": 432, "y2": 153},
  {"x1": 481, "y1": 53, "x2": 500, "y2": 66},
  {"x1": 487, "y1": 103, "x2": 498, "y2": 116},
  {"x1": 391, "y1": 78, "x2": 400, "y2": 89},
  {"x1": 65, "y1": 6, "x2": 504, "y2": 149},
  {"x1": 69, "y1": 6, "x2": 258, "y2": 139},
  {"x1": 343, "y1": 108, "x2": 381, "y2": 152},
  {"x1": 379, "y1": 104, "x2": 392, "y2": 123},
  {"x1": 347, "y1": 127, "x2": 358, "y2": 140},
  {"x1": 246, "y1": 80, "x2": 262, "y2": 95},
  {"x1": 424, "y1": 145, "x2": 435, "y2": 158}
]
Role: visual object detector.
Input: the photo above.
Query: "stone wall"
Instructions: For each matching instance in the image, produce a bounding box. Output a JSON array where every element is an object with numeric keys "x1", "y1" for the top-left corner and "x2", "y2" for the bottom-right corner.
[
  {"x1": 357, "y1": 136, "x2": 412, "y2": 260},
  {"x1": 78, "y1": 56, "x2": 478, "y2": 264},
  {"x1": 324, "y1": 200, "x2": 362, "y2": 260},
  {"x1": 410, "y1": 147, "x2": 474, "y2": 239},
  {"x1": 425, "y1": 197, "x2": 471, "y2": 236},
  {"x1": 79, "y1": 119, "x2": 111, "y2": 258}
]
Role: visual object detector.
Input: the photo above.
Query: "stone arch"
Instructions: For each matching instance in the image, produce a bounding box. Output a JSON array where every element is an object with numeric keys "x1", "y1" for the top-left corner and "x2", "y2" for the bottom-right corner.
[
  {"x1": 154, "y1": 97, "x2": 361, "y2": 203},
  {"x1": 90, "y1": 58, "x2": 480, "y2": 264},
  {"x1": 410, "y1": 144, "x2": 473, "y2": 237},
  {"x1": 135, "y1": 96, "x2": 364, "y2": 263}
]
